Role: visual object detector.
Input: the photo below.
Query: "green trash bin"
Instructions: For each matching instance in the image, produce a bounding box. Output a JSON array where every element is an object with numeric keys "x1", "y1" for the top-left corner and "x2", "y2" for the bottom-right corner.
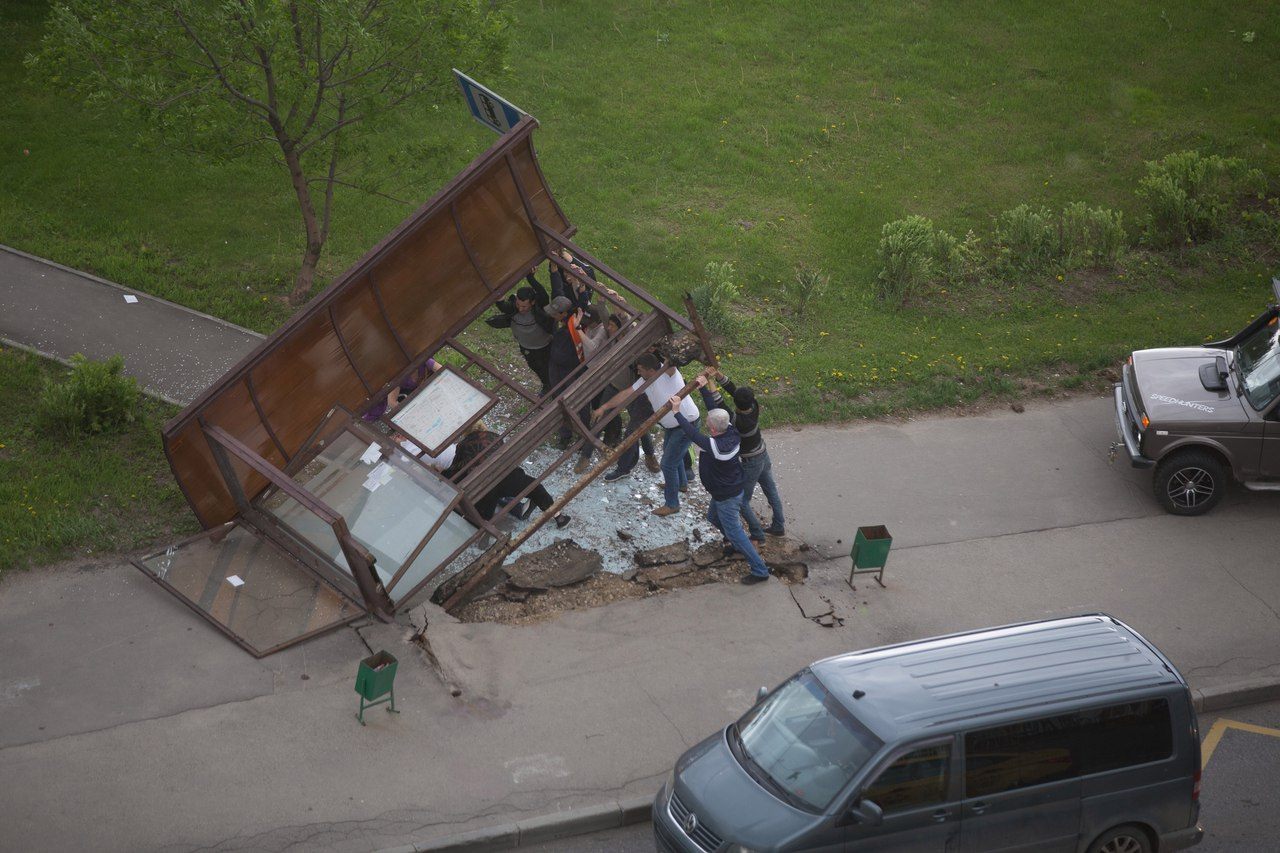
[
  {"x1": 849, "y1": 525, "x2": 892, "y2": 587},
  {"x1": 354, "y1": 650, "x2": 400, "y2": 725}
]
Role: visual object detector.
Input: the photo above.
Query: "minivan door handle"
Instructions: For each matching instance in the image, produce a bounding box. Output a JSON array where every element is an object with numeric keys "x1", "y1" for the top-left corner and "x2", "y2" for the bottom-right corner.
[
  {"x1": 931, "y1": 808, "x2": 949, "y2": 823},
  {"x1": 969, "y1": 801, "x2": 989, "y2": 815}
]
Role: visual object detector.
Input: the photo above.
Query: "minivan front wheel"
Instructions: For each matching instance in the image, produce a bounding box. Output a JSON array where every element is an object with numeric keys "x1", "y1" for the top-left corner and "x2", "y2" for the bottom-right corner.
[
  {"x1": 1087, "y1": 824, "x2": 1152, "y2": 853},
  {"x1": 1154, "y1": 449, "x2": 1227, "y2": 515}
]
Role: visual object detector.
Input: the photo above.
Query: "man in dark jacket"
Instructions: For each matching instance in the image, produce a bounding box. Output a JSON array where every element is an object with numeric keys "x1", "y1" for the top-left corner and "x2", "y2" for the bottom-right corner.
[
  {"x1": 492, "y1": 271, "x2": 554, "y2": 395},
  {"x1": 670, "y1": 381, "x2": 770, "y2": 584},
  {"x1": 708, "y1": 373, "x2": 786, "y2": 538},
  {"x1": 444, "y1": 425, "x2": 570, "y2": 528}
]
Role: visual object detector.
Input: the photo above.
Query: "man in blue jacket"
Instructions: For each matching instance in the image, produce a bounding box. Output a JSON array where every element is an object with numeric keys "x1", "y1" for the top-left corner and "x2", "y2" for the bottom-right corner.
[{"x1": 670, "y1": 379, "x2": 771, "y2": 585}]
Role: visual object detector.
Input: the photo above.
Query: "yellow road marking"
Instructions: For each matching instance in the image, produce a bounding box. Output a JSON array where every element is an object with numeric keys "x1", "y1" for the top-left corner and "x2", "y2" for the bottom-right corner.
[{"x1": 1201, "y1": 718, "x2": 1280, "y2": 769}]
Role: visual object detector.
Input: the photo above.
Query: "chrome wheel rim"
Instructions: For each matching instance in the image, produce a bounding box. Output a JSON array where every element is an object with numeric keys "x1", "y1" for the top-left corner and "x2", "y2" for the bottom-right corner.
[
  {"x1": 1100, "y1": 833, "x2": 1146, "y2": 853},
  {"x1": 1168, "y1": 466, "x2": 1215, "y2": 509}
]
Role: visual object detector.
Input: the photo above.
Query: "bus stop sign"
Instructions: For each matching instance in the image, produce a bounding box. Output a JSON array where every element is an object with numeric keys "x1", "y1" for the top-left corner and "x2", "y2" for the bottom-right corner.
[{"x1": 453, "y1": 69, "x2": 526, "y2": 134}]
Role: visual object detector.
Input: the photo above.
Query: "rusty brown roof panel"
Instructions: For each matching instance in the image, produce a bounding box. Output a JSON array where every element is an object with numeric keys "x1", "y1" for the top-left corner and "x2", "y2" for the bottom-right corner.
[{"x1": 164, "y1": 117, "x2": 570, "y2": 528}]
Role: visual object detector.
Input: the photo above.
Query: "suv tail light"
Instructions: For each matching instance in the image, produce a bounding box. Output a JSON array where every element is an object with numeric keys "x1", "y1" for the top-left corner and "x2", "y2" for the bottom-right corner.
[{"x1": 1192, "y1": 769, "x2": 1201, "y2": 801}]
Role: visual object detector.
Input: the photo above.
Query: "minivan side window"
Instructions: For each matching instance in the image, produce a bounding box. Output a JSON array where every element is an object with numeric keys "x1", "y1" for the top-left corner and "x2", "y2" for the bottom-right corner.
[
  {"x1": 1076, "y1": 699, "x2": 1172, "y2": 774},
  {"x1": 965, "y1": 715, "x2": 1079, "y2": 797},
  {"x1": 862, "y1": 743, "x2": 951, "y2": 812},
  {"x1": 965, "y1": 698, "x2": 1175, "y2": 798}
]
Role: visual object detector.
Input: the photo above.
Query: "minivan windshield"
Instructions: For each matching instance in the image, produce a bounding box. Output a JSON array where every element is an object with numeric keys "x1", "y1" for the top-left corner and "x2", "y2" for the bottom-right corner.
[
  {"x1": 1235, "y1": 319, "x2": 1280, "y2": 410},
  {"x1": 732, "y1": 670, "x2": 882, "y2": 812}
]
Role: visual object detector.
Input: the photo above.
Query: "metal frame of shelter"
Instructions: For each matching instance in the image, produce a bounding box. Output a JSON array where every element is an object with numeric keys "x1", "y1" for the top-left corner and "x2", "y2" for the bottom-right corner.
[{"x1": 134, "y1": 117, "x2": 699, "y2": 656}]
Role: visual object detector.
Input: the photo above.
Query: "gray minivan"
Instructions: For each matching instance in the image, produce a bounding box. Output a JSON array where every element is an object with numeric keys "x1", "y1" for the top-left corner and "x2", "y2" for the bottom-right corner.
[{"x1": 653, "y1": 614, "x2": 1203, "y2": 853}]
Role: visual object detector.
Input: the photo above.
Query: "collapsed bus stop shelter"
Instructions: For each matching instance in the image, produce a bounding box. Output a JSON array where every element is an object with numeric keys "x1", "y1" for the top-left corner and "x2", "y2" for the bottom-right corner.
[{"x1": 133, "y1": 118, "x2": 699, "y2": 656}]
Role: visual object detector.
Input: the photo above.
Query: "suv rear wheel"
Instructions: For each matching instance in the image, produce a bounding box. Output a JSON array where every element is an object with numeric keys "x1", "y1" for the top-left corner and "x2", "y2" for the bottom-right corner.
[{"x1": 1154, "y1": 449, "x2": 1227, "y2": 515}]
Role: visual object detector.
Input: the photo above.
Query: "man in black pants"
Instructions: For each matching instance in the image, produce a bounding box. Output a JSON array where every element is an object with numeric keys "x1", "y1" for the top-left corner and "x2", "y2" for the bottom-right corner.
[{"x1": 445, "y1": 425, "x2": 570, "y2": 528}]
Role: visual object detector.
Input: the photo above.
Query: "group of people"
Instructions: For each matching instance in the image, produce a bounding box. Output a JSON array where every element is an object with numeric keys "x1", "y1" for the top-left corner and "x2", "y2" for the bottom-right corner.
[
  {"x1": 595, "y1": 360, "x2": 787, "y2": 585},
  {"x1": 491, "y1": 250, "x2": 655, "y2": 474},
  {"x1": 371, "y1": 253, "x2": 789, "y2": 564}
]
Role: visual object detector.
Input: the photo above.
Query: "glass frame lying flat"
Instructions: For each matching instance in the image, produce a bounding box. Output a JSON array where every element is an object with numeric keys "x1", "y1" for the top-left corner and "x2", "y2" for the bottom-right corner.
[{"x1": 131, "y1": 522, "x2": 364, "y2": 657}]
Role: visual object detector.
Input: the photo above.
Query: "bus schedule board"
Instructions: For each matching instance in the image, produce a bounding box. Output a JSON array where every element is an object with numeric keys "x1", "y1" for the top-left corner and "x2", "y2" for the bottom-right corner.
[{"x1": 391, "y1": 366, "x2": 496, "y2": 456}]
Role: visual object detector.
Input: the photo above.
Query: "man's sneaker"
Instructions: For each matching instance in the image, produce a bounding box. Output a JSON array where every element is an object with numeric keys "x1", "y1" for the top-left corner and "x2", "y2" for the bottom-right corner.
[
  {"x1": 652, "y1": 505, "x2": 679, "y2": 517},
  {"x1": 766, "y1": 525, "x2": 785, "y2": 537},
  {"x1": 574, "y1": 455, "x2": 593, "y2": 474},
  {"x1": 604, "y1": 467, "x2": 632, "y2": 483},
  {"x1": 722, "y1": 543, "x2": 737, "y2": 559},
  {"x1": 644, "y1": 453, "x2": 661, "y2": 473},
  {"x1": 514, "y1": 501, "x2": 535, "y2": 520},
  {"x1": 554, "y1": 514, "x2": 572, "y2": 528},
  {"x1": 740, "y1": 573, "x2": 769, "y2": 585},
  {"x1": 749, "y1": 533, "x2": 767, "y2": 543}
]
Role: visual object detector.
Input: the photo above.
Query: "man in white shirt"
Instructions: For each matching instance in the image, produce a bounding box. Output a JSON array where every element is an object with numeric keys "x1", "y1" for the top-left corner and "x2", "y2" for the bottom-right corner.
[{"x1": 594, "y1": 352, "x2": 698, "y2": 516}]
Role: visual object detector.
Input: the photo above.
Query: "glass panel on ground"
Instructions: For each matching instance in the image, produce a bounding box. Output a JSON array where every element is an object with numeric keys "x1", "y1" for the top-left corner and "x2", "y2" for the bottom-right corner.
[
  {"x1": 261, "y1": 431, "x2": 476, "y2": 597},
  {"x1": 136, "y1": 523, "x2": 360, "y2": 656}
]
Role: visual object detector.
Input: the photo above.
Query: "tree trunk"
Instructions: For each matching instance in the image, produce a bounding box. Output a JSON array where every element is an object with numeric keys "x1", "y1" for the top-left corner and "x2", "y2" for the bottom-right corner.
[{"x1": 284, "y1": 145, "x2": 324, "y2": 306}]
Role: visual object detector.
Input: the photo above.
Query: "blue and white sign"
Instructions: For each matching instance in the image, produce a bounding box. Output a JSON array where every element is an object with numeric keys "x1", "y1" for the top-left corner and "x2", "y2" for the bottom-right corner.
[{"x1": 453, "y1": 69, "x2": 526, "y2": 134}]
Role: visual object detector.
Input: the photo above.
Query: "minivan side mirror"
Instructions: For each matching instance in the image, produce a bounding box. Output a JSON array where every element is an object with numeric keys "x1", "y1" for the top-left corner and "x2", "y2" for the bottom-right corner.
[
  {"x1": 847, "y1": 798, "x2": 883, "y2": 827},
  {"x1": 756, "y1": 686, "x2": 769, "y2": 703}
]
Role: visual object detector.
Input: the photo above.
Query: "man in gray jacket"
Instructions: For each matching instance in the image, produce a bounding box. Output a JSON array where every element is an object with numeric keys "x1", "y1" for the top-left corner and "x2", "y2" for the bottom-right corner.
[{"x1": 492, "y1": 270, "x2": 554, "y2": 395}]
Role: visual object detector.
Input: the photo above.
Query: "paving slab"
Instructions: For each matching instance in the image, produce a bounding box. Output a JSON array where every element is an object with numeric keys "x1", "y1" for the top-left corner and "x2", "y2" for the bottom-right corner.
[{"x1": 0, "y1": 244, "x2": 261, "y2": 405}]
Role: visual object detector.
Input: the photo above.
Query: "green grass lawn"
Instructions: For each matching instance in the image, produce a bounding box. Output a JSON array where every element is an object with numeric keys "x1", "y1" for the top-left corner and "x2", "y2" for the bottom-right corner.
[
  {"x1": 0, "y1": 347, "x2": 196, "y2": 577},
  {"x1": 2, "y1": 0, "x2": 1278, "y2": 428}
]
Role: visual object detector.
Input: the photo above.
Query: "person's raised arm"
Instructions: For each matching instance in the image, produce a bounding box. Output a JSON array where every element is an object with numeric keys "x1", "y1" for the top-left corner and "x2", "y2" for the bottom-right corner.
[
  {"x1": 670, "y1": 395, "x2": 712, "y2": 451},
  {"x1": 592, "y1": 384, "x2": 633, "y2": 421}
]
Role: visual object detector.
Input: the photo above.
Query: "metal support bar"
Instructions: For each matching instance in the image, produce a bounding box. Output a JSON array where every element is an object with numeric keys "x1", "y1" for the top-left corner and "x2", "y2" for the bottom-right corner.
[
  {"x1": 559, "y1": 398, "x2": 608, "y2": 453},
  {"x1": 441, "y1": 368, "x2": 714, "y2": 612},
  {"x1": 535, "y1": 223, "x2": 694, "y2": 331},
  {"x1": 445, "y1": 336, "x2": 539, "y2": 404}
]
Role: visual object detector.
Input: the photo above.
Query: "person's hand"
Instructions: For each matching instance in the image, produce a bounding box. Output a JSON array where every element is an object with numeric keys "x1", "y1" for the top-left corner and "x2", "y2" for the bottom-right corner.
[
  {"x1": 605, "y1": 287, "x2": 621, "y2": 300},
  {"x1": 668, "y1": 395, "x2": 683, "y2": 410},
  {"x1": 592, "y1": 407, "x2": 603, "y2": 421},
  {"x1": 694, "y1": 375, "x2": 708, "y2": 389}
]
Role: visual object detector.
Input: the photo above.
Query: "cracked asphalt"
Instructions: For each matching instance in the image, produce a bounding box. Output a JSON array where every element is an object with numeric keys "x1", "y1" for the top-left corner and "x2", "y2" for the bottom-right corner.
[{"x1": 1, "y1": 249, "x2": 1278, "y2": 851}]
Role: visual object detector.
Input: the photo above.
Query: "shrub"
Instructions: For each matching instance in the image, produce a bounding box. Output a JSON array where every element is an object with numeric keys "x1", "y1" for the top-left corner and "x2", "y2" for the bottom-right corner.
[
  {"x1": 781, "y1": 266, "x2": 830, "y2": 317},
  {"x1": 1136, "y1": 150, "x2": 1266, "y2": 246},
  {"x1": 1059, "y1": 202, "x2": 1127, "y2": 266},
  {"x1": 690, "y1": 260, "x2": 741, "y2": 337},
  {"x1": 38, "y1": 353, "x2": 140, "y2": 437},
  {"x1": 877, "y1": 215, "x2": 957, "y2": 302},
  {"x1": 993, "y1": 204, "x2": 1057, "y2": 272}
]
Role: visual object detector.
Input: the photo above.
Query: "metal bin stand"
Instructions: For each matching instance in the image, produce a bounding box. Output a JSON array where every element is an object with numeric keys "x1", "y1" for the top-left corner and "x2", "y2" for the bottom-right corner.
[
  {"x1": 848, "y1": 525, "x2": 892, "y2": 588},
  {"x1": 354, "y1": 650, "x2": 400, "y2": 724}
]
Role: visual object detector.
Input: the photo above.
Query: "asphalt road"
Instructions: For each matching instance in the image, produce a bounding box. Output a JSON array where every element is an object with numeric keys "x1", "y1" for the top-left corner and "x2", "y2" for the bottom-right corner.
[{"x1": 525, "y1": 699, "x2": 1280, "y2": 852}]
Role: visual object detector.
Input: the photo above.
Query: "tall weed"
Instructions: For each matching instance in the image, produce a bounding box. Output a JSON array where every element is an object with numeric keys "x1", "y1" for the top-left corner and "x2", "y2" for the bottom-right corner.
[
  {"x1": 690, "y1": 260, "x2": 741, "y2": 338},
  {"x1": 1137, "y1": 150, "x2": 1266, "y2": 246},
  {"x1": 877, "y1": 215, "x2": 958, "y2": 302},
  {"x1": 37, "y1": 353, "x2": 140, "y2": 437}
]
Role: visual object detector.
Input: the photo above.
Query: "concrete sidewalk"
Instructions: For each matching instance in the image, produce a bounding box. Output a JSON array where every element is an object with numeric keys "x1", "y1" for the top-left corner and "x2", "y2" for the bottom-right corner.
[
  {"x1": 2, "y1": 394, "x2": 1279, "y2": 853},
  {"x1": 1, "y1": 248, "x2": 1278, "y2": 852},
  {"x1": 0, "y1": 244, "x2": 261, "y2": 405}
]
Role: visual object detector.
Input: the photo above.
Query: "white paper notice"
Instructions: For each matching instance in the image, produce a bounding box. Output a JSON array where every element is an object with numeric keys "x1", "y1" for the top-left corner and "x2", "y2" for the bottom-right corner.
[
  {"x1": 123, "y1": 294, "x2": 139, "y2": 304},
  {"x1": 360, "y1": 442, "x2": 382, "y2": 465},
  {"x1": 391, "y1": 367, "x2": 492, "y2": 452},
  {"x1": 226, "y1": 575, "x2": 245, "y2": 587},
  {"x1": 398, "y1": 439, "x2": 423, "y2": 456}
]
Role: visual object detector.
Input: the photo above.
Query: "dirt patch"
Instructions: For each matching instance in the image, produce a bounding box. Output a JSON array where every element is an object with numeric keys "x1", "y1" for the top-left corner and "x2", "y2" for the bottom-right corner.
[{"x1": 455, "y1": 535, "x2": 815, "y2": 625}]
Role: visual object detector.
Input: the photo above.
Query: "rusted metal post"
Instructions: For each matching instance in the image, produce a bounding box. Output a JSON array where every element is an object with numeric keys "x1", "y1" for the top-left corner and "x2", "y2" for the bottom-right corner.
[
  {"x1": 440, "y1": 372, "x2": 713, "y2": 612},
  {"x1": 683, "y1": 293, "x2": 719, "y2": 372}
]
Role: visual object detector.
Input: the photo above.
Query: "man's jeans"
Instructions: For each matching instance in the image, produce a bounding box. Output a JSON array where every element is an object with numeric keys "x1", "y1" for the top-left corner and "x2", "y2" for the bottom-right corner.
[
  {"x1": 708, "y1": 492, "x2": 769, "y2": 577},
  {"x1": 660, "y1": 424, "x2": 694, "y2": 508},
  {"x1": 739, "y1": 449, "x2": 785, "y2": 537}
]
